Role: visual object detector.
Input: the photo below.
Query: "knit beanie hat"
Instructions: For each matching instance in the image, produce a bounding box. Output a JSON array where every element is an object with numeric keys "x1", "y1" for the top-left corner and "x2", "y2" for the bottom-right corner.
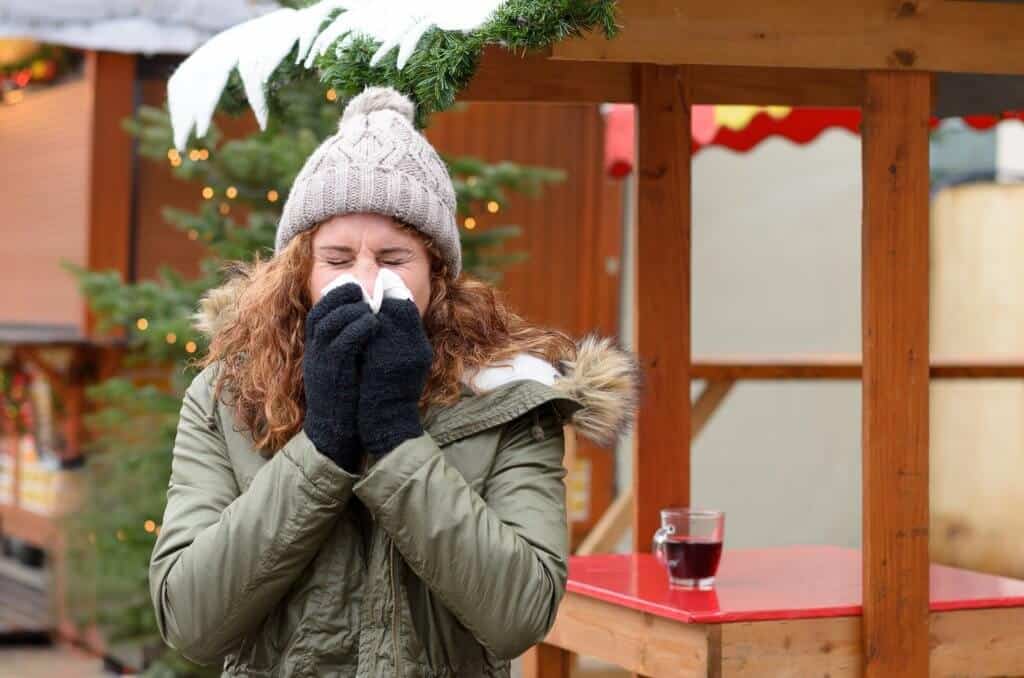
[{"x1": 276, "y1": 86, "x2": 461, "y2": 279}]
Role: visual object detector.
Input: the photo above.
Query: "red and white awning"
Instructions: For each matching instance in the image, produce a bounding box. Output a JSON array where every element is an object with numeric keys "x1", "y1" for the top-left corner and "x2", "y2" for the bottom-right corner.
[{"x1": 603, "y1": 104, "x2": 1024, "y2": 179}]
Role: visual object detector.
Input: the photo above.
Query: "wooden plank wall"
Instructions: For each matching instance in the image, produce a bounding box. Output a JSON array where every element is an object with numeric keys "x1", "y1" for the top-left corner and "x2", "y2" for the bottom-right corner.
[
  {"x1": 427, "y1": 102, "x2": 623, "y2": 541},
  {"x1": 0, "y1": 78, "x2": 92, "y2": 329},
  {"x1": 427, "y1": 103, "x2": 622, "y2": 339},
  {"x1": 133, "y1": 79, "x2": 255, "y2": 281}
]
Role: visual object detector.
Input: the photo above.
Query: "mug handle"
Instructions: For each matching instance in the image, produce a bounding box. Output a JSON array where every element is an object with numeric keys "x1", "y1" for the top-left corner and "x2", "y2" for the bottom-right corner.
[{"x1": 651, "y1": 524, "x2": 675, "y2": 564}]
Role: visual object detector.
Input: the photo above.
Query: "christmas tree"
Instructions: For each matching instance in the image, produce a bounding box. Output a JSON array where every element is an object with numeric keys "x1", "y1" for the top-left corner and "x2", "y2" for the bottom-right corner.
[{"x1": 61, "y1": 69, "x2": 564, "y2": 675}]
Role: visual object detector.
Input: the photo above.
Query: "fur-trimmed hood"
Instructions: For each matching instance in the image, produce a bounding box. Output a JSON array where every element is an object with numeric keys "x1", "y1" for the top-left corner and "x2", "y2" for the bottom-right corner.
[{"x1": 193, "y1": 277, "x2": 641, "y2": 447}]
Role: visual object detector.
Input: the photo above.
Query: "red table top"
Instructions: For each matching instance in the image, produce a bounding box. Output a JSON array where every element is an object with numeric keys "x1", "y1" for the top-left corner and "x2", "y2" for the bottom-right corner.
[{"x1": 567, "y1": 546, "x2": 1024, "y2": 624}]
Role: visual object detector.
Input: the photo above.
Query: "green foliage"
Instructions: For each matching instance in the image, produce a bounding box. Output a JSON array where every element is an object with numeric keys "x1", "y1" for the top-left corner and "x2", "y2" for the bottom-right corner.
[
  {"x1": 315, "y1": 0, "x2": 618, "y2": 127},
  {"x1": 62, "y1": 55, "x2": 564, "y2": 676},
  {"x1": 215, "y1": 1, "x2": 618, "y2": 130}
]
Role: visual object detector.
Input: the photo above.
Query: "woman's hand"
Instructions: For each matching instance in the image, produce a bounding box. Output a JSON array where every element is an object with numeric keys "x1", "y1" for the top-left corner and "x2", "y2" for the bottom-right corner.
[
  {"x1": 302, "y1": 282, "x2": 378, "y2": 473},
  {"x1": 358, "y1": 297, "x2": 433, "y2": 457}
]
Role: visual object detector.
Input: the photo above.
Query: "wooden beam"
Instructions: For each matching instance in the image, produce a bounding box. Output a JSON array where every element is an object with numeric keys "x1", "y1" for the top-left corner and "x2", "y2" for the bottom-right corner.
[
  {"x1": 84, "y1": 51, "x2": 136, "y2": 338},
  {"x1": 861, "y1": 71, "x2": 931, "y2": 677},
  {"x1": 545, "y1": 593, "x2": 710, "y2": 676},
  {"x1": 521, "y1": 645, "x2": 571, "y2": 678},
  {"x1": 691, "y1": 355, "x2": 1024, "y2": 380},
  {"x1": 466, "y1": 50, "x2": 864, "y2": 106},
  {"x1": 716, "y1": 617, "x2": 861, "y2": 677},
  {"x1": 550, "y1": 0, "x2": 1024, "y2": 75},
  {"x1": 929, "y1": 607, "x2": 1024, "y2": 676},
  {"x1": 688, "y1": 65, "x2": 864, "y2": 107},
  {"x1": 461, "y1": 46, "x2": 636, "y2": 103},
  {"x1": 544, "y1": 605, "x2": 1024, "y2": 677},
  {"x1": 718, "y1": 608, "x2": 1024, "y2": 677},
  {"x1": 576, "y1": 488, "x2": 633, "y2": 557},
  {"x1": 0, "y1": 505, "x2": 57, "y2": 548},
  {"x1": 635, "y1": 64, "x2": 692, "y2": 551},
  {"x1": 690, "y1": 381, "x2": 734, "y2": 434}
]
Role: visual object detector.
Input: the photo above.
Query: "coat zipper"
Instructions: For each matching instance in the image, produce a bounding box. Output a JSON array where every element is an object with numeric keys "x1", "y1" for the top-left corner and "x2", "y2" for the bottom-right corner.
[{"x1": 389, "y1": 540, "x2": 403, "y2": 678}]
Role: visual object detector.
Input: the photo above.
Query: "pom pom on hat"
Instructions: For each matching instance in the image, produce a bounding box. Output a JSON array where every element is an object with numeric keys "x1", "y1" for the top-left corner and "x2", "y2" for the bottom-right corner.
[{"x1": 340, "y1": 86, "x2": 416, "y2": 126}]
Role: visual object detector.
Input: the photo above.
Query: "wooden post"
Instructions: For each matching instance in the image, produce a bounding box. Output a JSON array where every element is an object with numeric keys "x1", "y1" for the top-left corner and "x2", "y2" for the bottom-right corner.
[
  {"x1": 634, "y1": 65, "x2": 692, "y2": 550},
  {"x1": 84, "y1": 51, "x2": 136, "y2": 337},
  {"x1": 861, "y1": 71, "x2": 931, "y2": 677},
  {"x1": 521, "y1": 644, "x2": 571, "y2": 678}
]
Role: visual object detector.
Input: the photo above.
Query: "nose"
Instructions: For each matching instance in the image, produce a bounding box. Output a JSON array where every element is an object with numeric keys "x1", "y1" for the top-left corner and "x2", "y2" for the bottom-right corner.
[{"x1": 351, "y1": 256, "x2": 379, "y2": 297}]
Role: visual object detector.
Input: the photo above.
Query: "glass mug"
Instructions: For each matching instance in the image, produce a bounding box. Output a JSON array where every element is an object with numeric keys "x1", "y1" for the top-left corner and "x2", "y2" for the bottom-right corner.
[{"x1": 652, "y1": 508, "x2": 725, "y2": 589}]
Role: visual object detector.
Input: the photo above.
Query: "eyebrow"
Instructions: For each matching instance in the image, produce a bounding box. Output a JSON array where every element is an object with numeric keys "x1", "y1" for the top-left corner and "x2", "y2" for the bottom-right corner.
[{"x1": 317, "y1": 245, "x2": 414, "y2": 256}]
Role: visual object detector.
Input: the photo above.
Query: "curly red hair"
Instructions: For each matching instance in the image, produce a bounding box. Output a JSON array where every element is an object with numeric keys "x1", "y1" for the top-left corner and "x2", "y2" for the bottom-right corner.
[{"x1": 196, "y1": 224, "x2": 576, "y2": 454}]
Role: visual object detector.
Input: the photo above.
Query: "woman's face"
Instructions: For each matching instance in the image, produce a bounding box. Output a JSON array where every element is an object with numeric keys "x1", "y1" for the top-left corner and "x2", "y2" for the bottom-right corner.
[{"x1": 308, "y1": 213, "x2": 432, "y2": 317}]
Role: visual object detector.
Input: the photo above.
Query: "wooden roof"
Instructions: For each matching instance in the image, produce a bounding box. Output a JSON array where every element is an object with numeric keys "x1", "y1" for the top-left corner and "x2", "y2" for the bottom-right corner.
[{"x1": 551, "y1": 0, "x2": 1024, "y2": 75}]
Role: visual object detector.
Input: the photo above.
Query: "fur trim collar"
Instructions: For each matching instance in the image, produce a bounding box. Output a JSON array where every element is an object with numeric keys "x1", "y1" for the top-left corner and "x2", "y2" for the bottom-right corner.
[{"x1": 194, "y1": 278, "x2": 640, "y2": 447}]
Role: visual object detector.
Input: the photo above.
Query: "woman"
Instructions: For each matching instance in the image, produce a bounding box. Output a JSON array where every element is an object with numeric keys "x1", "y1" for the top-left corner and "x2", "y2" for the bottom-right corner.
[{"x1": 149, "y1": 86, "x2": 639, "y2": 677}]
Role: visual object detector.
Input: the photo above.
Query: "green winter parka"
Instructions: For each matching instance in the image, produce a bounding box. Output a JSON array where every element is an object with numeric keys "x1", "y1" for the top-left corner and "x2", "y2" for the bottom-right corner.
[{"x1": 149, "y1": 291, "x2": 639, "y2": 677}]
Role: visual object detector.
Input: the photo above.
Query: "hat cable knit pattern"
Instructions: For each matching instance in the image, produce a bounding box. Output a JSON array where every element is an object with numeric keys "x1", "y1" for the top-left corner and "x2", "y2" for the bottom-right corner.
[{"x1": 276, "y1": 86, "x2": 461, "y2": 279}]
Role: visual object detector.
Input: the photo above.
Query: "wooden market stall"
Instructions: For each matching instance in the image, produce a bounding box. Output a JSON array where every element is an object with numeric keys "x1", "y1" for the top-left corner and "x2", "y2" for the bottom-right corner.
[
  {"x1": 455, "y1": 3, "x2": 1024, "y2": 676},
  {"x1": 0, "y1": 48, "x2": 134, "y2": 642}
]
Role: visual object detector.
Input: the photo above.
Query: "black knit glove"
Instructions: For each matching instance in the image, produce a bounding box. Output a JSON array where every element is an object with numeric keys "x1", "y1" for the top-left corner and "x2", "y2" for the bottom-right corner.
[
  {"x1": 358, "y1": 297, "x2": 433, "y2": 457},
  {"x1": 302, "y1": 282, "x2": 378, "y2": 473}
]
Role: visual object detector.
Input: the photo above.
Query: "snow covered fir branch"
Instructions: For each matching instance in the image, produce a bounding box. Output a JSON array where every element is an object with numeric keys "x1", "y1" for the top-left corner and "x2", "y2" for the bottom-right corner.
[{"x1": 169, "y1": 0, "x2": 618, "y2": 150}]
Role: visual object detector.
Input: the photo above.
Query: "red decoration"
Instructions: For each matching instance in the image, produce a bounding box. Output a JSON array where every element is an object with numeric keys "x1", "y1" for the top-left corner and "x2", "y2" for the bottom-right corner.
[
  {"x1": 603, "y1": 104, "x2": 635, "y2": 179},
  {"x1": 691, "y1": 108, "x2": 1024, "y2": 154},
  {"x1": 602, "y1": 106, "x2": 1024, "y2": 171}
]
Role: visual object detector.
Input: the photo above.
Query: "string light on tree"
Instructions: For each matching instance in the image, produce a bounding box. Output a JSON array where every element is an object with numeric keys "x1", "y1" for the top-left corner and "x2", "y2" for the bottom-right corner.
[
  {"x1": 165, "y1": 333, "x2": 177, "y2": 344},
  {"x1": 189, "y1": 149, "x2": 202, "y2": 161},
  {"x1": 136, "y1": 318, "x2": 148, "y2": 331},
  {"x1": 487, "y1": 201, "x2": 500, "y2": 214},
  {"x1": 187, "y1": 229, "x2": 199, "y2": 241},
  {"x1": 219, "y1": 202, "x2": 231, "y2": 215},
  {"x1": 464, "y1": 217, "x2": 477, "y2": 230},
  {"x1": 185, "y1": 341, "x2": 197, "y2": 354},
  {"x1": 116, "y1": 529, "x2": 126, "y2": 542},
  {"x1": 267, "y1": 189, "x2": 280, "y2": 202},
  {"x1": 144, "y1": 520, "x2": 156, "y2": 533},
  {"x1": 202, "y1": 186, "x2": 215, "y2": 199},
  {"x1": 326, "y1": 88, "x2": 338, "y2": 102},
  {"x1": 226, "y1": 186, "x2": 238, "y2": 199}
]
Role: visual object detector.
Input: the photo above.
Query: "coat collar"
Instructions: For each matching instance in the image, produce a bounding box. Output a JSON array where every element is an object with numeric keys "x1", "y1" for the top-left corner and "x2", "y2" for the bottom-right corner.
[{"x1": 423, "y1": 379, "x2": 582, "y2": 447}]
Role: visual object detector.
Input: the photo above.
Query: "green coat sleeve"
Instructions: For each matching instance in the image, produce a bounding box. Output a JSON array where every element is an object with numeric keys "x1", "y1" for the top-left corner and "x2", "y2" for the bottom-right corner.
[
  {"x1": 149, "y1": 366, "x2": 358, "y2": 665},
  {"x1": 353, "y1": 403, "x2": 569, "y2": 660}
]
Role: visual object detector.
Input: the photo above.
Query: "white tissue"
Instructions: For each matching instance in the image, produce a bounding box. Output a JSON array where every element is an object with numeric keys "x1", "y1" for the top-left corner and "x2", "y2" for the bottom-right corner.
[{"x1": 319, "y1": 268, "x2": 414, "y2": 314}]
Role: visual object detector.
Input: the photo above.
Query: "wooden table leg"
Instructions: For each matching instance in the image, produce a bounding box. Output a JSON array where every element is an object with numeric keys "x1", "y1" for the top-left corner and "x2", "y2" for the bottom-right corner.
[
  {"x1": 860, "y1": 70, "x2": 931, "y2": 677},
  {"x1": 521, "y1": 644, "x2": 571, "y2": 678}
]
